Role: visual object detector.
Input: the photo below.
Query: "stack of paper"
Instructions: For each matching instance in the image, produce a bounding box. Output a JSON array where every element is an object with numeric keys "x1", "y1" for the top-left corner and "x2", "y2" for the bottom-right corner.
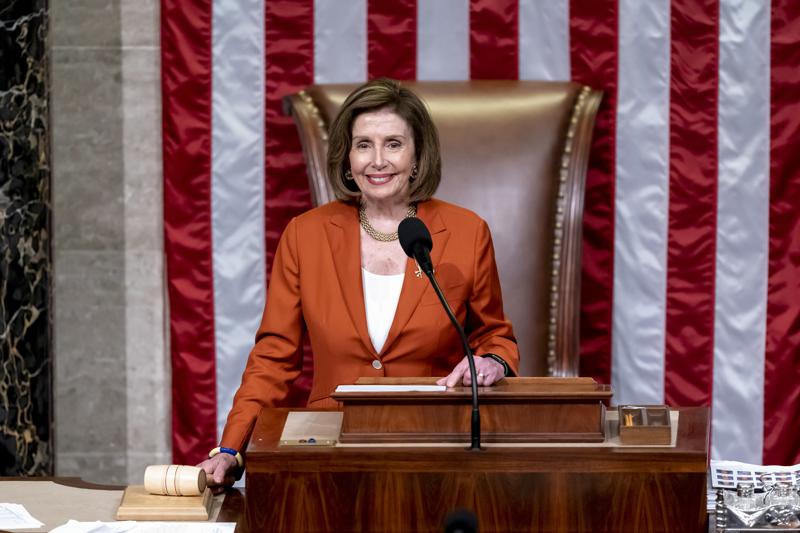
[
  {"x1": 0, "y1": 503, "x2": 44, "y2": 529},
  {"x1": 50, "y1": 521, "x2": 236, "y2": 532},
  {"x1": 710, "y1": 459, "x2": 800, "y2": 489}
]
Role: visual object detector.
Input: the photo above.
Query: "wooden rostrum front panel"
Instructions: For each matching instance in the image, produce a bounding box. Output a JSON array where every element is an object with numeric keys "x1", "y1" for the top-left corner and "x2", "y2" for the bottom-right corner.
[{"x1": 244, "y1": 407, "x2": 709, "y2": 533}]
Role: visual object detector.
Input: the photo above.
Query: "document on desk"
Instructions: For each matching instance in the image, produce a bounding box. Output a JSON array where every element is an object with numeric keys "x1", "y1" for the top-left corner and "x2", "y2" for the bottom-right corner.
[
  {"x1": 49, "y1": 521, "x2": 236, "y2": 532},
  {"x1": 49, "y1": 521, "x2": 135, "y2": 532},
  {"x1": 0, "y1": 502, "x2": 44, "y2": 529},
  {"x1": 335, "y1": 384, "x2": 446, "y2": 392},
  {"x1": 710, "y1": 459, "x2": 800, "y2": 489}
]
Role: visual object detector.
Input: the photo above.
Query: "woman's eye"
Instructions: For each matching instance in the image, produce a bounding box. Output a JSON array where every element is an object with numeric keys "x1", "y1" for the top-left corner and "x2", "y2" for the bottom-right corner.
[
  {"x1": 387, "y1": 141, "x2": 402, "y2": 149},
  {"x1": 356, "y1": 142, "x2": 369, "y2": 149}
]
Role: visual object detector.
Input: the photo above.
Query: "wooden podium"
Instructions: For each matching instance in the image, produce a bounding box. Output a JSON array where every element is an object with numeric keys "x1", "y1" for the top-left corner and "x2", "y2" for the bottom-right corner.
[
  {"x1": 245, "y1": 378, "x2": 709, "y2": 533},
  {"x1": 333, "y1": 377, "x2": 612, "y2": 444}
]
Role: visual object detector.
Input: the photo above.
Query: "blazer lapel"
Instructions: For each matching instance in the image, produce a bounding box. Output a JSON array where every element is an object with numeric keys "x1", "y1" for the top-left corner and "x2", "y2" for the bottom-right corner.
[
  {"x1": 380, "y1": 202, "x2": 449, "y2": 356},
  {"x1": 325, "y1": 206, "x2": 375, "y2": 355}
]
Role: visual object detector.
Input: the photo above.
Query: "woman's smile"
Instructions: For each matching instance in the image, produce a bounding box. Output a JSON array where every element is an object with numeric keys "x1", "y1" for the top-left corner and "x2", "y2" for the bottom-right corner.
[{"x1": 365, "y1": 173, "x2": 395, "y2": 185}]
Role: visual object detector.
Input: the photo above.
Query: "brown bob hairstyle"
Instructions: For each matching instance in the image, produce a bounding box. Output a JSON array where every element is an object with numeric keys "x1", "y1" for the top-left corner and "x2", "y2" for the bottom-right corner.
[{"x1": 326, "y1": 78, "x2": 442, "y2": 203}]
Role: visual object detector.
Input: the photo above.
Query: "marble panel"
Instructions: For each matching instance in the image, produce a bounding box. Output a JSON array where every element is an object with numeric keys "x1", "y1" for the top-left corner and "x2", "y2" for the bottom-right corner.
[
  {"x1": 124, "y1": 251, "x2": 163, "y2": 308},
  {"x1": 127, "y1": 451, "x2": 171, "y2": 486},
  {"x1": 53, "y1": 250, "x2": 126, "y2": 453},
  {"x1": 51, "y1": 47, "x2": 124, "y2": 251},
  {"x1": 126, "y1": 344, "x2": 169, "y2": 452},
  {"x1": 50, "y1": 0, "x2": 121, "y2": 48},
  {"x1": 56, "y1": 451, "x2": 127, "y2": 486},
  {"x1": 122, "y1": 47, "x2": 162, "y2": 252},
  {"x1": 125, "y1": 251, "x2": 169, "y2": 463},
  {"x1": 121, "y1": 0, "x2": 159, "y2": 48},
  {"x1": 0, "y1": 0, "x2": 53, "y2": 475},
  {"x1": 121, "y1": 11, "x2": 169, "y2": 482},
  {"x1": 48, "y1": 0, "x2": 168, "y2": 486}
]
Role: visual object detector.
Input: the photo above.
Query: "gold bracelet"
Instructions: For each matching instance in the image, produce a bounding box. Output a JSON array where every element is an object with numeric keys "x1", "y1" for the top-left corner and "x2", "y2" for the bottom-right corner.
[{"x1": 208, "y1": 446, "x2": 244, "y2": 468}]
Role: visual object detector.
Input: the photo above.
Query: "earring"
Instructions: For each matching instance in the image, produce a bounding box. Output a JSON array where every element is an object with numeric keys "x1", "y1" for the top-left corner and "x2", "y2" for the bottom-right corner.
[
  {"x1": 409, "y1": 164, "x2": 418, "y2": 183},
  {"x1": 345, "y1": 169, "x2": 353, "y2": 180}
]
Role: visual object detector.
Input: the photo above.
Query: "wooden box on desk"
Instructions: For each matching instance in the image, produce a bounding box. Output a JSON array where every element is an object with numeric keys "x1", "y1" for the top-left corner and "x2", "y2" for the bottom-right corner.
[
  {"x1": 618, "y1": 405, "x2": 672, "y2": 445},
  {"x1": 331, "y1": 376, "x2": 612, "y2": 443}
]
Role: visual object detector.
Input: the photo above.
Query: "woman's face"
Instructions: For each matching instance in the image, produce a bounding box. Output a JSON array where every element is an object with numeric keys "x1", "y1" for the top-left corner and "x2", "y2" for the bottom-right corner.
[{"x1": 349, "y1": 108, "x2": 416, "y2": 208}]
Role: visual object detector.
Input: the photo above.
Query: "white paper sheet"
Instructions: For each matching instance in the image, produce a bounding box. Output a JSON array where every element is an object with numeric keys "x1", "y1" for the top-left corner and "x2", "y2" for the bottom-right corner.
[
  {"x1": 710, "y1": 459, "x2": 800, "y2": 489},
  {"x1": 335, "y1": 384, "x2": 446, "y2": 392},
  {"x1": 49, "y1": 521, "x2": 136, "y2": 533},
  {"x1": 132, "y1": 523, "x2": 235, "y2": 532},
  {"x1": 0, "y1": 503, "x2": 45, "y2": 529},
  {"x1": 50, "y1": 521, "x2": 236, "y2": 533}
]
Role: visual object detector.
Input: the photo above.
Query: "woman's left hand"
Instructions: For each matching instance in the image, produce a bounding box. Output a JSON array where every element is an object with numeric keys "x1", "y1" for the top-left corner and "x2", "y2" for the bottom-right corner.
[{"x1": 436, "y1": 355, "x2": 505, "y2": 388}]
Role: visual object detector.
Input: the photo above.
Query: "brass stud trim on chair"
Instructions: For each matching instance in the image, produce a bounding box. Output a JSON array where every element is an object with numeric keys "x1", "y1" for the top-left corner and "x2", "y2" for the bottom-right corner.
[
  {"x1": 547, "y1": 85, "x2": 591, "y2": 376},
  {"x1": 299, "y1": 91, "x2": 329, "y2": 142}
]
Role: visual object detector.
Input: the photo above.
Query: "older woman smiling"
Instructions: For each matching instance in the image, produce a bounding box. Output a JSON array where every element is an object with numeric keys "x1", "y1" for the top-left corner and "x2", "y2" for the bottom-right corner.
[{"x1": 199, "y1": 78, "x2": 519, "y2": 491}]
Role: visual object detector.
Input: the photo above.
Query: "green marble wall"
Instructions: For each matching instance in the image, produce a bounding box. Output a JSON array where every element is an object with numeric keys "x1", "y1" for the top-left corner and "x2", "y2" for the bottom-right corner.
[{"x1": 0, "y1": 0, "x2": 53, "y2": 475}]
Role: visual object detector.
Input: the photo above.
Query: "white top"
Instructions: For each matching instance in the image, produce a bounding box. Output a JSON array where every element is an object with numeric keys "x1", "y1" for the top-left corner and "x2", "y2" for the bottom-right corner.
[{"x1": 362, "y1": 268, "x2": 405, "y2": 353}]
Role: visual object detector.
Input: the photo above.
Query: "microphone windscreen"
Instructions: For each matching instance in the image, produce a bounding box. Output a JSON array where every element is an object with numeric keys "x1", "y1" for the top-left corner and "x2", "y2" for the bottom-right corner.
[
  {"x1": 443, "y1": 509, "x2": 478, "y2": 533},
  {"x1": 398, "y1": 216, "x2": 433, "y2": 259}
]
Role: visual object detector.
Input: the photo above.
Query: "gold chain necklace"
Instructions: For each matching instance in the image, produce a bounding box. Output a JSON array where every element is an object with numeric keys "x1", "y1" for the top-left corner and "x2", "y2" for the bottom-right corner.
[{"x1": 359, "y1": 204, "x2": 417, "y2": 242}]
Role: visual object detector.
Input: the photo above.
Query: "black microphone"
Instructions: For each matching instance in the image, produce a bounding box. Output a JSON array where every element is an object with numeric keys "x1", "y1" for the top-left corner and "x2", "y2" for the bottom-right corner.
[
  {"x1": 444, "y1": 509, "x2": 479, "y2": 533},
  {"x1": 398, "y1": 216, "x2": 433, "y2": 274},
  {"x1": 398, "y1": 217, "x2": 482, "y2": 451}
]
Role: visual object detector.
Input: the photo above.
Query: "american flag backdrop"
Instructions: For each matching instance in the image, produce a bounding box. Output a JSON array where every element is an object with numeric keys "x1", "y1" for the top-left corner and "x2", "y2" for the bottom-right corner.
[{"x1": 161, "y1": 0, "x2": 800, "y2": 466}]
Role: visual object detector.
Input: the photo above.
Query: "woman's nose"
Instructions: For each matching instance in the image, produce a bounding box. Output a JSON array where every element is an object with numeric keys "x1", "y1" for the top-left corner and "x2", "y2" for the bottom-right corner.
[{"x1": 372, "y1": 148, "x2": 386, "y2": 168}]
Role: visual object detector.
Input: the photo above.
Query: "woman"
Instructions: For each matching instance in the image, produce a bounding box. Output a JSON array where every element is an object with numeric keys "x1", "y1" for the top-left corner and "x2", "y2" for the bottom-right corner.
[{"x1": 200, "y1": 78, "x2": 519, "y2": 491}]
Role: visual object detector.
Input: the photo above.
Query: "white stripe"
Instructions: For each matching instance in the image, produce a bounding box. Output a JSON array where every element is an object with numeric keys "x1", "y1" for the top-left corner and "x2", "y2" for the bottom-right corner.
[
  {"x1": 417, "y1": 0, "x2": 469, "y2": 81},
  {"x1": 211, "y1": 0, "x2": 266, "y2": 442},
  {"x1": 712, "y1": 0, "x2": 770, "y2": 463},
  {"x1": 314, "y1": 0, "x2": 367, "y2": 83},
  {"x1": 519, "y1": 0, "x2": 570, "y2": 81},
  {"x1": 611, "y1": 0, "x2": 671, "y2": 405}
]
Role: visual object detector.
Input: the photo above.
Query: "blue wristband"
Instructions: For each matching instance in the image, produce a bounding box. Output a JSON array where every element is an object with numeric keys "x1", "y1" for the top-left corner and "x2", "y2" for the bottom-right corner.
[{"x1": 209, "y1": 446, "x2": 244, "y2": 468}]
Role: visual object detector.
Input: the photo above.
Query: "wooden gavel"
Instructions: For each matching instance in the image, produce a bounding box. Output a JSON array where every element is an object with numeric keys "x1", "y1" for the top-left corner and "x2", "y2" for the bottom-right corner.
[{"x1": 143, "y1": 465, "x2": 207, "y2": 496}]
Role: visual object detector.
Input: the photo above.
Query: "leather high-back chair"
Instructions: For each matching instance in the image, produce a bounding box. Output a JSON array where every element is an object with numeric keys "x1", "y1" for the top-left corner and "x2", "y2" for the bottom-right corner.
[{"x1": 284, "y1": 81, "x2": 601, "y2": 377}]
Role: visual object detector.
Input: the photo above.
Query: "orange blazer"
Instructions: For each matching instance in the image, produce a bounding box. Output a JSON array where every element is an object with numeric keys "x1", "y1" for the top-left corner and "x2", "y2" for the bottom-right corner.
[{"x1": 220, "y1": 199, "x2": 519, "y2": 451}]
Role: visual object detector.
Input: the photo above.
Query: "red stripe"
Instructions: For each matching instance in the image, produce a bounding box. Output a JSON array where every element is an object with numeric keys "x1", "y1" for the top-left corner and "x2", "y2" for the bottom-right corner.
[
  {"x1": 368, "y1": 0, "x2": 417, "y2": 79},
  {"x1": 264, "y1": 0, "x2": 315, "y2": 406},
  {"x1": 569, "y1": 1, "x2": 618, "y2": 385},
  {"x1": 161, "y1": 0, "x2": 217, "y2": 464},
  {"x1": 764, "y1": 1, "x2": 800, "y2": 465},
  {"x1": 663, "y1": 0, "x2": 719, "y2": 407},
  {"x1": 469, "y1": 0, "x2": 518, "y2": 79}
]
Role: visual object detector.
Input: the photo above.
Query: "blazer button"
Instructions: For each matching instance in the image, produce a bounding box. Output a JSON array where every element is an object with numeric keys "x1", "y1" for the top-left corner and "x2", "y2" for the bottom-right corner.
[{"x1": 372, "y1": 359, "x2": 382, "y2": 370}]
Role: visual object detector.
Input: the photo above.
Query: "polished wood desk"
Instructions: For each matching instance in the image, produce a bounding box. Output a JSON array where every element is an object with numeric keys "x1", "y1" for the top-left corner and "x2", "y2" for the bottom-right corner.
[
  {"x1": 244, "y1": 407, "x2": 710, "y2": 533},
  {"x1": 0, "y1": 477, "x2": 246, "y2": 532}
]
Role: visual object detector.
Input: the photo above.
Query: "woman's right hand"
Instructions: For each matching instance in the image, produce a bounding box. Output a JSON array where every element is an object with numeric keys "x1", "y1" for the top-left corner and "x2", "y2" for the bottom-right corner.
[{"x1": 197, "y1": 453, "x2": 239, "y2": 494}]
